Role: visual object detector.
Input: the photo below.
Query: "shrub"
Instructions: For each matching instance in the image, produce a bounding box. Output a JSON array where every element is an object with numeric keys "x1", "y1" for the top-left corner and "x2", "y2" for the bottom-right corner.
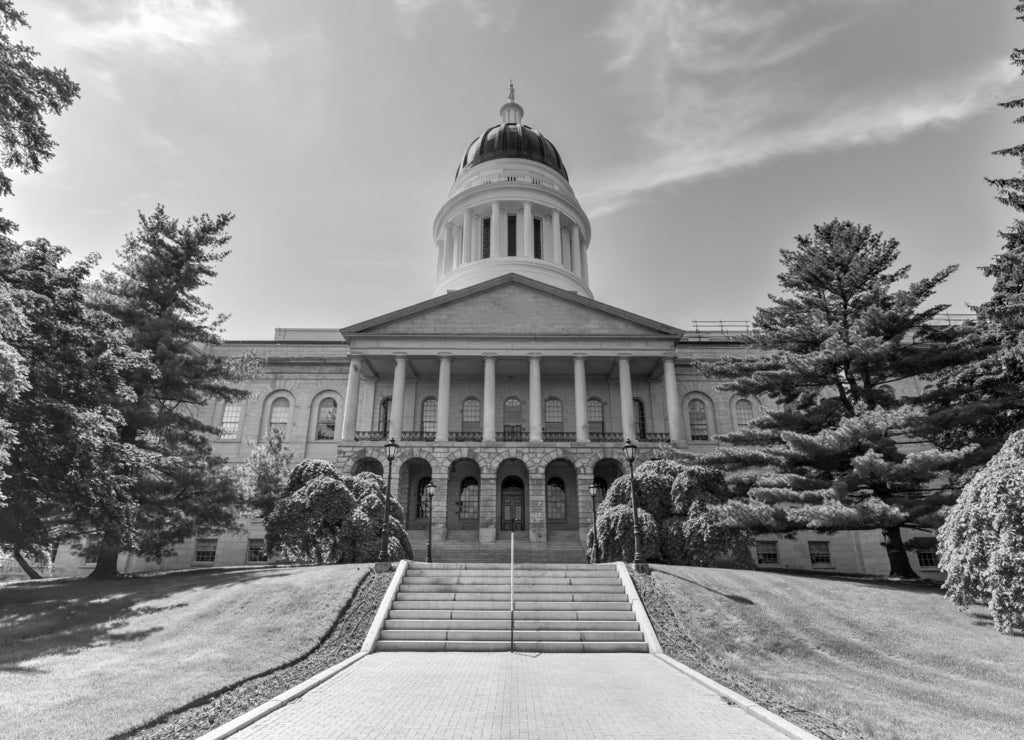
[
  {"x1": 602, "y1": 459, "x2": 686, "y2": 521},
  {"x1": 265, "y1": 466, "x2": 413, "y2": 564},
  {"x1": 939, "y1": 430, "x2": 1024, "y2": 633},
  {"x1": 670, "y1": 465, "x2": 730, "y2": 514},
  {"x1": 594, "y1": 504, "x2": 660, "y2": 563}
]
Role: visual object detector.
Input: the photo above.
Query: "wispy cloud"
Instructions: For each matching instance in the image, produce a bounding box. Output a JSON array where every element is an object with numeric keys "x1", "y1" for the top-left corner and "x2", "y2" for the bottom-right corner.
[
  {"x1": 62, "y1": 0, "x2": 243, "y2": 53},
  {"x1": 392, "y1": 0, "x2": 518, "y2": 37},
  {"x1": 586, "y1": 0, "x2": 1009, "y2": 215}
]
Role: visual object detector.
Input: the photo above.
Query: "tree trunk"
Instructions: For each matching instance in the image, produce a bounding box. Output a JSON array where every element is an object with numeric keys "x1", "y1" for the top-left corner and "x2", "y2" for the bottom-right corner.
[
  {"x1": 883, "y1": 525, "x2": 919, "y2": 579},
  {"x1": 88, "y1": 534, "x2": 122, "y2": 579},
  {"x1": 12, "y1": 549, "x2": 43, "y2": 579}
]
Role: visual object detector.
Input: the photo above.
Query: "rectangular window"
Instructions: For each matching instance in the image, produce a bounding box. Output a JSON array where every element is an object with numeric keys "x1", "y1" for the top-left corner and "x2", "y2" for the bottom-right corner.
[
  {"x1": 755, "y1": 541, "x2": 778, "y2": 565},
  {"x1": 507, "y1": 214, "x2": 517, "y2": 256},
  {"x1": 220, "y1": 403, "x2": 241, "y2": 439},
  {"x1": 482, "y1": 218, "x2": 491, "y2": 258},
  {"x1": 533, "y1": 218, "x2": 542, "y2": 258},
  {"x1": 808, "y1": 541, "x2": 831, "y2": 566},
  {"x1": 247, "y1": 539, "x2": 268, "y2": 563},
  {"x1": 916, "y1": 550, "x2": 939, "y2": 568},
  {"x1": 194, "y1": 538, "x2": 218, "y2": 564}
]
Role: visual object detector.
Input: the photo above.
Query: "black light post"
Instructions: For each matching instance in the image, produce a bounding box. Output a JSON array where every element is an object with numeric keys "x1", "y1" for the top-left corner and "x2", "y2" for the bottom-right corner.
[
  {"x1": 623, "y1": 439, "x2": 649, "y2": 574},
  {"x1": 377, "y1": 437, "x2": 400, "y2": 566},
  {"x1": 588, "y1": 481, "x2": 603, "y2": 563},
  {"x1": 424, "y1": 480, "x2": 436, "y2": 563}
]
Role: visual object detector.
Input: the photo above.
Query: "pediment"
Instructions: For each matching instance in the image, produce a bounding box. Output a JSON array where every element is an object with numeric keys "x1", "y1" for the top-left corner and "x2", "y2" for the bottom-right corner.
[{"x1": 341, "y1": 275, "x2": 682, "y2": 339}]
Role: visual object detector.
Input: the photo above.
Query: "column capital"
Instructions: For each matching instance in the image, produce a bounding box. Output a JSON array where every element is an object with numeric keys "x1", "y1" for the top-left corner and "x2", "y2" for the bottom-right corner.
[
  {"x1": 393, "y1": 352, "x2": 409, "y2": 360},
  {"x1": 616, "y1": 353, "x2": 633, "y2": 361},
  {"x1": 572, "y1": 352, "x2": 588, "y2": 361},
  {"x1": 526, "y1": 352, "x2": 544, "y2": 360},
  {"x1": 437, "y1": 351, "x2": 453, "y2": 360},
  {"x1": 482, "y1": 352, "x2": 498, "y2": 361}
]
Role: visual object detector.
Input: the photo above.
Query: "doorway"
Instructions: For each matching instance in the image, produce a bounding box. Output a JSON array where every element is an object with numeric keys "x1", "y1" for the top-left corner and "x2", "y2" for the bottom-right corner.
[{"x1": 500, "y1": 476, "x2": 526, "y2": 532}]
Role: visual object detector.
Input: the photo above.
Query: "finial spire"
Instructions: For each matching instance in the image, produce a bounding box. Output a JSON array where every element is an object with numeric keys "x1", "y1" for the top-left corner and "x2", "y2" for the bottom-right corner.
[{"x1": 500, "y1": 80, "x2": 524, "y2": 124}]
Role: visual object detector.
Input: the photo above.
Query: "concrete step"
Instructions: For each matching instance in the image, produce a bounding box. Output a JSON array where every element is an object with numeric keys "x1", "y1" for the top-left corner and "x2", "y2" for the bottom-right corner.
[
  {"x1": 386, "y1": 609, "x2": 637, "y2": 621},
  {"x1": 402, "y1": 576, "x2": 622, "y2": 586},
  {"x1": 395, "y1": 591, "x2": 628, "y2": 601},
  {"x1": 375, "y1": 640, "x2": 649, "y2": 653},
  {"x1": 391, "y1": 599, "x2": 631, "y2": 611},
  {"x1": 379, "y1": 629, "x2": 645, "y2": 642},
  {"x1": 399, "y1": 583, "x2": 625, "y2": 594},
  {"x1": 384, "y1": 619, "x2": 640, "y2": 631}
]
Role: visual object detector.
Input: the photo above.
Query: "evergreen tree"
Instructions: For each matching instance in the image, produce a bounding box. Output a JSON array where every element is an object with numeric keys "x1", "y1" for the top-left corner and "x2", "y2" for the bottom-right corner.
[
  {"x1": 0, "y1": 238, "x2": 143, "y2": 577},
  {"x1": 920, "y1": 3, "x2": 1024, "y2": 467},
  {"x1": 701, "y1": 219, "x2": 970, "y2": 578},
  {"x1": 89, "y1": 205, "x2": 249, "y2": 577}
]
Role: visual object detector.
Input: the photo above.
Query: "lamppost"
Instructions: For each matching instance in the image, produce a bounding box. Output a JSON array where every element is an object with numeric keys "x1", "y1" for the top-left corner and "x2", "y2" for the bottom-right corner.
[
  {"x1": 424, "y1": 480, "x2": 436, "y2": 563},
  {"x1": 588, "y1": 481, "x2": 603, "y2": 563},
  {"x1": 623, "y1": 439, "x2": 649, "y2": 574},
  {"x1": 377, "y1": 437, "x2": 400, "y2": 566}
]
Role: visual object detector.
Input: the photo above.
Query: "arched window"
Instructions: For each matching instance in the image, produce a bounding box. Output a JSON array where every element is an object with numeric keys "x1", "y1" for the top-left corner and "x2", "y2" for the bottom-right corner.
[
  {"x1": 504, "y1": 397, "x2": 523, "y2": 439},
  {"x1": 314, "y1": 398, "x2": 337, "y2": 440},
  {"x1": 592, "y1": 477, "x2": 608, "y2": 500},
  {"x1": 462, "y1": 397, "x2": 481, "y2": 432},
  {"x1": 633, "y1": 398, "x2": 646, "y2": 440},
  {"x1": 587, "y1": 398, "x2": 604, "y2": 435},
  {"x1": 459, "y1": 478, "x2": 480, "y2": 519},
  {"x1": 482, "y1": 218, "x2": 491, "y2": 259},
  {"x1": 734, "y1": 399, "x2": 754, "y2": 430},
  {"x1": 421, "y1": 397, "x2": 438, "y2": 435},
  {"x1": 268, "y1": 397, "x2": 289, "y2": 438},
  {"x1": 546, "y1": 477, "x2": 567, "y2": 521},
  {"x1": 688, "y1": 399, "x2": 710, "y2": 441},
  {"x1": 415, "y1": 478, "x2": 432, "y2": 519},
  {"x1": 544, "y1": 398, "x2": 563, "y2": 432},
  {"x1": 378, "y1": 397, "x2": 391, "y2": 435},
  {"x1": 219, "y1": 403, "x2": 241, "y2": 439}
]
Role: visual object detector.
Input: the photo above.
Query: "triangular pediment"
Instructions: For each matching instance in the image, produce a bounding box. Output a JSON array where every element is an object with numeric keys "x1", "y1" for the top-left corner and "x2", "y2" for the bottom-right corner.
[{"x1": 341, "y1": 275, "x2": 682, "y2": 339}]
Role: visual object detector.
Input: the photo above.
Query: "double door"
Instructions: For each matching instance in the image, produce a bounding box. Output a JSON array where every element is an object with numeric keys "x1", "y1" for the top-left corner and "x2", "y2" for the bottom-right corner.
[{"x1": 500, "y1": 491, "x2": 525, "y2": 532}]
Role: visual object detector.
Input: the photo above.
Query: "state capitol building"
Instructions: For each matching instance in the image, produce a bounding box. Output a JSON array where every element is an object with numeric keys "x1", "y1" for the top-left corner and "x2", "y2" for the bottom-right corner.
[{"x1": 40, "y1": 89, "x2": 942, "y2": 580}]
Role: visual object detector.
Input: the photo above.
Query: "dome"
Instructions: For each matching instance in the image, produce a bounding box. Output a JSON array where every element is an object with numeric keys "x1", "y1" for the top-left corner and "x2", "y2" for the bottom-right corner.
[{"x1": 454, "y1": 84, "x2": 568, "y2": 181}]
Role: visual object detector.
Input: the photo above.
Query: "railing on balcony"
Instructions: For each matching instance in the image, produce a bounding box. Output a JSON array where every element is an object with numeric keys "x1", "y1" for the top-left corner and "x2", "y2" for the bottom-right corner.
[
  {"x1": 542, "y1": 431, "x2": 576, "y2": 442},
  {"x1": 401, "y1": 431, "x2": 436, "y2": 442},
  {"x1": 449, "y1": 431, "x2": 482, "y2": 442},
  {"x1": 642, "y1": 432, "x2": 671, "y2": 442},
  {"x1": 354, "y1": 431, "x2": 386, "y2": 441},
  {"x1": 498, "y1": 429, "x2": 528, "y2": 442},
  {"x1": 589, "y1": 432, "x2": 622, "y2": 442}
]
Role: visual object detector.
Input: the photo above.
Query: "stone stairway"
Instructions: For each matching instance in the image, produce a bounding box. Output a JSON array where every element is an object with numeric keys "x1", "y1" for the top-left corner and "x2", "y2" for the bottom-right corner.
[
  {"x1": 375, "y1": 562, "x2": 649, "y2": 652},
  {"x1": 405, "y1": 531, "x2": 587, "y2": 564}
]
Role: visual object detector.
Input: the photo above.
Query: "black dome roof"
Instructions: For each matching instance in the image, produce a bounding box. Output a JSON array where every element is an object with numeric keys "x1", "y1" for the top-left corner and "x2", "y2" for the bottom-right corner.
[{"x1": 456, "y1": 123, "x2": 568, "y2": 180}]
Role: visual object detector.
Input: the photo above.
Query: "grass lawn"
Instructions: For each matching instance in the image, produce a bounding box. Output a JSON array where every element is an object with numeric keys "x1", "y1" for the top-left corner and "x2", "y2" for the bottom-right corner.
[
  {"x1": 644, "y1": 566, "x2": 1024, "y2": 740},
  {"x1": 0, "y1": 564, "x2": 369, "y2": 740}
]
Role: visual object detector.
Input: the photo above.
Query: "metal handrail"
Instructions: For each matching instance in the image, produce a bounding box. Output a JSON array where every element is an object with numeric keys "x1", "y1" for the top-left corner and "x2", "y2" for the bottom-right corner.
[{"x1": 509, "y1": 532, "x2": 515, "y2": 653}]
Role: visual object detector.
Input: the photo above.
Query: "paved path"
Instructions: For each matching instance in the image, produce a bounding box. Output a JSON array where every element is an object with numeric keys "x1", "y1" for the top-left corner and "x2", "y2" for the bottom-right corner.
[{"x1": 231, "y1": 653, "x2": 791, "y2": 739}]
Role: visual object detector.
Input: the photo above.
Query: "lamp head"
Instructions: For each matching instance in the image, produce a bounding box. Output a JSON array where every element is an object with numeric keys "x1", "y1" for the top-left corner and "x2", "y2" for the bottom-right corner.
[
  {"x1": 622, "y1": 439, "x2": 637, "y2": 463},
  {"x1": 424, "y1": 480, "x2": 436, "y2": 499},
  {"x1": 384, "y1": 437, "x2": 399, "y2": 462},
  {"x1": 588, "y1": 482, "x2": 601, "y2": 501}
]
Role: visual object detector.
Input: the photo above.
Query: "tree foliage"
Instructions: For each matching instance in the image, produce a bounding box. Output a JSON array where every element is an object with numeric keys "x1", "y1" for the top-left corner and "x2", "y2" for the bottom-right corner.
[
  {"x1": 239, "y1": 427, "x2": 293, "y2": 520},
  {"x1": 939, "y1": 430, "x2": 1024, "y2": 634},
  {"x1": 699, "y1": 219, "x2": 969, "y2": 578},
  {"x1": 264, "y1": 460, "x2": 413, "y2": 564},
  {"x1": 0, "y1": 0, "x2": 79, "y2": 202},
  {"x1": 920, "y1": 4, "x2": 1024, "y2": 468}
]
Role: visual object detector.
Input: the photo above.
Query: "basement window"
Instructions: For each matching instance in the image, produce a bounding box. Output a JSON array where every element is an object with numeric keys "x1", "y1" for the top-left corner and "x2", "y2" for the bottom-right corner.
[
  {"x1": 194, "y1": 538, "x2": 218, "y2": 564},
  {"x1": 755, "y1": 541, "x2": 778, "y2": 565},
  {"x1": 808, "y1": 541, "x2": 831, "y2": 567},
  {"x1": 916, "y1": 550, "x2": 939, "y2": 569}
]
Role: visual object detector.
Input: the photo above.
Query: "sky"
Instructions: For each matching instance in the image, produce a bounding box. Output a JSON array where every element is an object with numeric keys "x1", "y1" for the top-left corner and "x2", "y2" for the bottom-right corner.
[{"x1": 5, "y1": 0, "x2": 1021, "y2": 338}]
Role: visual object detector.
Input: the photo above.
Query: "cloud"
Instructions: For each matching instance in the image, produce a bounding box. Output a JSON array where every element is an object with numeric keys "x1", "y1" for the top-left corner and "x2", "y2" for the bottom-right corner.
[
  {"x1": 584, "y1": 0, "x2": 1016, "y2": 215},
  {"x1": 59, "y1": 0, "x2": 243, "y2": 54},
  {"x1": 392, "y1": 0, "x2": 518, "y2": 36}
]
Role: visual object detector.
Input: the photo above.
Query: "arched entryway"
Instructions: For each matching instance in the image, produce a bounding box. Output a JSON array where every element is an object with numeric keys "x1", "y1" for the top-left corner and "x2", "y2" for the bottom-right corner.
[
  {"x1": 495, "y1": 458, "x2": 530, "y2": 538},
  {"x1": 352, "y1": 457, "x2": 384, "y2": 477},
  {"x1": 544, "y1": 459, "x2": 578, "y2": 533},
  {"x1": 592, "y1": 458, "x2": 623, "y2": 500},
  {"x1": 399, "y1": 458, "x2": 432, "y2": 530},
  {"x1": 447, "y1": 458, "x2": 481, "y2": 538}
]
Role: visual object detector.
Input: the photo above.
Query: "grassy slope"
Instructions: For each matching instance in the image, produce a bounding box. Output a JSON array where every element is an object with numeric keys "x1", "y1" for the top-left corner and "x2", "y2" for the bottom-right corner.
[
  {"x1": 0, "y1": 564, "x2": 369, "y2": 740},
  {"x1": 646, "y1": 566, "x2": 1024, "y2": 740}
]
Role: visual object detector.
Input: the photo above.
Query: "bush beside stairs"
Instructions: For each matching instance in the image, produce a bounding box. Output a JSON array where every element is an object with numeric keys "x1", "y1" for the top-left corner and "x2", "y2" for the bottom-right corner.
[{"x1": 375, "y1": 562, "x2": 649, "y2": 652}]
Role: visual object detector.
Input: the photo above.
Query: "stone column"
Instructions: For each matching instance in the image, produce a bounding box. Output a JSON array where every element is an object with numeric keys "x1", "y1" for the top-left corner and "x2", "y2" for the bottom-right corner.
[
  {"x1": 528, "y1": 475, "x2": 547, "y2": 543},
  {"x1": 453, "y1": 227, "x2": 463, "y2": 268},
  {"x1": 482, "y1": 353, "x2": 497, "y2": 442},
  {"x1": 490, "y1": 202, "x2": 501, "y2": 258},
  {"x1": 551, "y1": 210, "x2": 563, "y2": 265},
  {"x1": 341, "y1": 355, "x2": 362, "y2": 440},
  {"x1": 581, "y1": 243, "x2": 590, "y2": 283},
  {"x1": 523, "y1": 201, "x2": 534, "y2": 258},
  {"x1": 389, "y1": 353, "x2": 408, "y2": 441},
  {"x1": 435, "y1": 242, "x2": 444, "y2": 281},
  {"x1": 436, "y1": 353, "x2": 452, "y2": 442},
  {"x1": 663, "y1": 356, "x2": 681, "y2": 444},
  {"x1": 442, "y1": 223, "x2": 454, "y2": 274},
  {"x1": 618, "y1": 354, "x2": 635, "y2": 441},
  {"x1": 573, "y1": 353, "x2": 589, "y2": 442},
  {"x1": 462, "y1": 211, "x2": 472, "y2": 264},
  {"x1": 430, "y1": 474, "x2": 448, "y2": 545},
  {"x1": 479, "y1": 475, "x2": 497, "y2": 543},
  {"x1": 528, "y1": 353, "x2": 543, "y2": 442},
  {"x1": 571, "y1": 225, "x2": 582, "y2": 276}
]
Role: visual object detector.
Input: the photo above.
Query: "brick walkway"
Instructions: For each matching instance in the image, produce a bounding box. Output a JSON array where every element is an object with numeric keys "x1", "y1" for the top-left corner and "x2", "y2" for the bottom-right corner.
[{"x1": 230, "y1": 653, "x2": 791, "y2": 739}]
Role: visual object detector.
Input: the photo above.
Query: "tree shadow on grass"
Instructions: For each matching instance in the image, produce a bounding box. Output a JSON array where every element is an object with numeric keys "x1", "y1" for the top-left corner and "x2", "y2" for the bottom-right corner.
[
  {"x1": 752, "y1": 567, "x2": 945, "y2": 594},
  {"x1": 652, "y1": 567, "x2": 756, "y2": 605},
  {"x1": 0, "y1": 567, "x2": 297, "y2": 671}
]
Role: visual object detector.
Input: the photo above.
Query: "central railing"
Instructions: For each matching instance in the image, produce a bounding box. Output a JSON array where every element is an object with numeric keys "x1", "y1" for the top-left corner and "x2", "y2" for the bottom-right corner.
[{"x1": 509, "y1": 531, "x2": 515, "y2": 653}]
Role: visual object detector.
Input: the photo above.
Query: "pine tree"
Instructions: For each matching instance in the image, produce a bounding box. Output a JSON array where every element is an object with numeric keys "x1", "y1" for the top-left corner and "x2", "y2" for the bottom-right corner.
[
  {"x1": 701, "y1": 219, "x2": 970, "y2": 578},
  {"x1": 920, "y1": 3, "x2": 1024, "y2": 467},
  {"x1": 88, "y1": 205, "x2": 250, "y2": 577}
]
